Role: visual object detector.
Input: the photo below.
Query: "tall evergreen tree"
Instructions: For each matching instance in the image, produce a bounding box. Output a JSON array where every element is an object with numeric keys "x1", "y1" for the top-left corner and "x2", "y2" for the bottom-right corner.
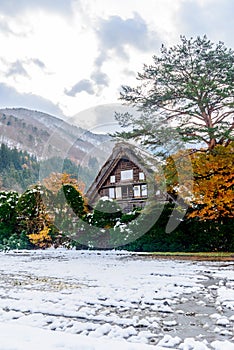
[{"x1": 116, "y1": 36, "x2": 234, "y2": 153}]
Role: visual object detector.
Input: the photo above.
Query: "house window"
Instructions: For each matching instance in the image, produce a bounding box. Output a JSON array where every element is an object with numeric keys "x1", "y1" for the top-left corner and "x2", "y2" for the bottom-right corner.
[
  {"x1": 133, "y1": 185, "x2": 141, "y2": 197},
  {"x1": 110, "y1": 175, "x2": 115, "y2": 183},
  {"x1": 141, "y1": 184, "x2": 148, "y2": 196},
  {"x1": 121, "y1": 185, "x2": 133, "y2": 199},
  {"x1": 109, "y1": 188, "x2": 115, "y2": 199},
  {"x1": 139, "y1": 172, "x2": 145, "y2": 180},
  {"x1": 116, "y1": 187, "x2": 122, "y2": 199},
  {"x1": 133, "y1": 184, "x2": 148, "y2": 197},
  {"x1": 121, "y1": 169, "x2": 133, "y2": 181}
]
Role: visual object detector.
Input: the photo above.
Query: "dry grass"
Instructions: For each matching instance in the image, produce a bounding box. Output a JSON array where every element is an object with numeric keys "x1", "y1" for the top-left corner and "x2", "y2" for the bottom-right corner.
[{"x1": 132, "y1": 251, "x2": 234, "y2": 261}]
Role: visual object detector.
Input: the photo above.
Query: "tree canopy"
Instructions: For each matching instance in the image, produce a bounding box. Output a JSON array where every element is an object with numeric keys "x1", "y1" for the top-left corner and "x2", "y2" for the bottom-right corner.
[
  {"x1": 115, "y1": 36, "x2": 234, "y2": 153},
  {"x1": 163, "y1": 143, "x2": 234, "y2": 220}
]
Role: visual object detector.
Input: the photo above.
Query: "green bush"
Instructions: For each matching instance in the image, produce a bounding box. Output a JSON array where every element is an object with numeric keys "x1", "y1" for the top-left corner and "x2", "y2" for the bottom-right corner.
[
  {"x1": 182, "y1": 215, "x2": 234, "y2": 252},
  {"x1": 88, "y1": 198, "x2": 122, "y2": 228},
  {"x1": 0, "y1": 191, "x2": 19, "y2": 244},
  {"x1": 0, "y1": 231, "x2": 32, "y2": 251},
  {"x1": 121, "y1": 203, "x2": 234, "y2": 253},
  {"x1": 63, "y1": 184, "x2": 86, "y2": 217}
]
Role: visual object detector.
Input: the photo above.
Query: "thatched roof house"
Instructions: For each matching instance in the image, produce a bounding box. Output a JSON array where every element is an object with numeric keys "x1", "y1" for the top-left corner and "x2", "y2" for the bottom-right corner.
[{"x1": 86, "y1": 142, "x2": 168, "y2": 212}]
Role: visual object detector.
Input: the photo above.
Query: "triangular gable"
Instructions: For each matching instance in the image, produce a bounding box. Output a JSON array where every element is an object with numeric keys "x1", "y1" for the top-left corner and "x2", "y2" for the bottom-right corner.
[{"x1": 86, "y1": 141, "x2": 160, "y2": 206}]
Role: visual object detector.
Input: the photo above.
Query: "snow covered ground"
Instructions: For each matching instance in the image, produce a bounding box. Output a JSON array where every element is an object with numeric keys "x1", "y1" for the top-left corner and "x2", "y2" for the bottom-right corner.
[{"x1": 0, "y1": 249, "x2": 233, "y2": 349}]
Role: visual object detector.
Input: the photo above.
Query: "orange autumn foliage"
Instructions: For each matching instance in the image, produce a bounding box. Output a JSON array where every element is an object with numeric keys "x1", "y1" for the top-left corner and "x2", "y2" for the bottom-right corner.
[
  {"x1": 28, "y1": 226, "x2": 52, "y2": 248},
  {"x1": 162, "y1": 143, "x2": 234, "y2": 220},
  {"x1": 43, "y1": 172, "x2": 85, "y2": 195}
]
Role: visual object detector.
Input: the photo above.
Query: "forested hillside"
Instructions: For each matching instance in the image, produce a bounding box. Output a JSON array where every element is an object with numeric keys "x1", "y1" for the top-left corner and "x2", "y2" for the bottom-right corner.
[
  {"x1": 0, "y1": 143, "x2": 98, "y2": 192},
  {"x1": 0, "y1": 108, "x2": 112, "y2": 166}
]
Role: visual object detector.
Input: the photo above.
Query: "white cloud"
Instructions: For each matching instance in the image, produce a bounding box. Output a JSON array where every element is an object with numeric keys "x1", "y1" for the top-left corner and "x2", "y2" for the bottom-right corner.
[
  {"x1": 178, "y1": 0, "x2": 234, "y2": 47},
  {"x1": 0, "y1": 0, "x2": 74, "y2": 16},
  {"x1": 0, "y1": 82, "x2": 63, "y2": 117},
  {"x1": 0, "y1": 0, "x2": 233, "y2": 124},
  {"x1": 65, "y1": 79, "x2": 95, "y2": 96}
]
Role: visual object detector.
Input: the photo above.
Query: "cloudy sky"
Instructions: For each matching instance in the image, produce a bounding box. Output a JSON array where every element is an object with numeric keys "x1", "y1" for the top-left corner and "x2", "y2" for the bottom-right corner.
[{"x1": 0, "y1": 0, "x2": 234, "y2": 128}]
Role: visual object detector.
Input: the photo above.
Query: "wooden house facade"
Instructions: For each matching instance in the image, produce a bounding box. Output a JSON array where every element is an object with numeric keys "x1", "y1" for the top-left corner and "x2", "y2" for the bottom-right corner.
[{"x1": 86, "y1": 142, "x2": 167, "y2": 212}]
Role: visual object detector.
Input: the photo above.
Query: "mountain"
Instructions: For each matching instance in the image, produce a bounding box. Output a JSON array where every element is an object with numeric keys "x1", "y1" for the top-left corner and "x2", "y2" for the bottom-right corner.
[
  {"x1": 0, "y1": 108, "x2": 114, "y2": 168},
  {"x1": 71, "y1": 103, "x2": 138, "y2": 133}
]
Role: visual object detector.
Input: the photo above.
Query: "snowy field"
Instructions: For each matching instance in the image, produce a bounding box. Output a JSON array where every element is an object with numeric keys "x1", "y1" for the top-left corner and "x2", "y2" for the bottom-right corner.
[{"x1": 0, "y1": 249, "x2": 233, "y2": 350}]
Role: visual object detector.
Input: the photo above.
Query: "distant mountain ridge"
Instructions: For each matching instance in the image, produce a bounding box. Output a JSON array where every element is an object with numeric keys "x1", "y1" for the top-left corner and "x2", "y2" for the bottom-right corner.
[{"x1": 0, "y1": 108, "x2": 113, "y2": 166}]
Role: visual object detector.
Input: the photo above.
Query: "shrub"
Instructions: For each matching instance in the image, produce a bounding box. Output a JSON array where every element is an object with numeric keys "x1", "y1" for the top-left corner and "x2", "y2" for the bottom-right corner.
[{"x1": 88, "y1": 198, "x2": 122, "y2": 228}]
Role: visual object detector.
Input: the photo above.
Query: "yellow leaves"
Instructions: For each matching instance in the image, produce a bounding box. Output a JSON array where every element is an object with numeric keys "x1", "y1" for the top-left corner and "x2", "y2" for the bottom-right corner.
[
  {"x1": 158, "y1": 149, "x2": 194, "y2": 201},
  {"x1": 162, "y1": 142, "x2": 234, "y2": 221},
  {"x1": 43, "y1": 172, "x2": 85, "y2": 195},
  {"x1": 104, "y1": 224, "x2": 112, "y2": 229},
  {"x1": 189, "y1": 143, "x2": 234, "y2": 220},
  {"x1": 28, "y1": 226, "x2": 52, "y2": 248}
]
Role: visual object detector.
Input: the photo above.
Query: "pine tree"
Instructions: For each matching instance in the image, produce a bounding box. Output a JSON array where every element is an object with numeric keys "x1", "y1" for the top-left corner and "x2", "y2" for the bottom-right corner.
[{"x1": 116, "y1": 35, "x2": 234, "y2": 153}]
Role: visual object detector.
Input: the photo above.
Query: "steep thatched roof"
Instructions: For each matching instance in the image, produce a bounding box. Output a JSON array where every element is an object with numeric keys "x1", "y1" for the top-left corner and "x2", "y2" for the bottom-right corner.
[{"x1": 86, "y1": 141, "x2": 161, "y2": 205}]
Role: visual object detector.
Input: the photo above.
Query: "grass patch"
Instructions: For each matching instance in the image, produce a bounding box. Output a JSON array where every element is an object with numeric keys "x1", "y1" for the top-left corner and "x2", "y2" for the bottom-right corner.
[
  {"x1": 132, "y1": 251, "x2": 234, "y2": 261},
  {"x1": 151, "y1": 252, "x2": 233, "y2": 257}
]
